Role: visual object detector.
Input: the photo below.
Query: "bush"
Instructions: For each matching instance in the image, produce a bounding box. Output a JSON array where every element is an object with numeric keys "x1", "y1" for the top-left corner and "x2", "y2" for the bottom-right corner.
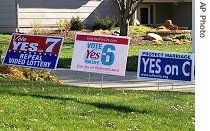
[
  {"x1": 70, "y1": 16, "x2": 85, "y2": 30},
  {"x1": 172, "y1": 34, "x2": 191, "y2": 40},
  {"x1": 0, "y1": 64, "x2": 61, "y2": 83},
  {"x1": 92, "y1": 13, "x2": 116, "y2": 30},
  {"x1": 129, "y1": 25, "x2": 156, "y2": 35},
  {"x1": 56, "y1": 18, "x2": 71, "y2": 32},
  {"x1": 30, "y1": 20, "x2": 42, "y2": 34}
]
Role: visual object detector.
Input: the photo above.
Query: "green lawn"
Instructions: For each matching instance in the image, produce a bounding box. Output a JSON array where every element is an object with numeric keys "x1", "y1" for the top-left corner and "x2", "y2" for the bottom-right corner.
[
  {"x1": 56, "y1": 42, "x2": 192, "y2": 71},
  {"x1": 0, "y1": 33, "x2": 194, "y2": 130},
  {"x1": 0, "y1": 34, "x2": 11, "y2": 53},
  {"x1": 0, "y1": 34, "x2": 192, "y2": 71},
  {"x1": 0, "y1": 78, "x2": 194, "y2": 130}
]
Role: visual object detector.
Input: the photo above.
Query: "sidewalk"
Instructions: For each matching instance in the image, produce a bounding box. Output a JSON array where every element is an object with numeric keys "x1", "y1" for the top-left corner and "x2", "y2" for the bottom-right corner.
[{"x1": 53, "y1": 68, "x2": 195, "y2": 93}]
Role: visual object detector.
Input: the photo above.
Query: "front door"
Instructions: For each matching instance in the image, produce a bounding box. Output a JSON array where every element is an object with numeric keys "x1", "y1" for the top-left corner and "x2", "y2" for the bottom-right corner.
[
  {"x1": 140, "y1": 8, "x2": 148, "y2": 24},
  {"x1": 137, "y1": 4, "x2": 155, "y2": 25}
]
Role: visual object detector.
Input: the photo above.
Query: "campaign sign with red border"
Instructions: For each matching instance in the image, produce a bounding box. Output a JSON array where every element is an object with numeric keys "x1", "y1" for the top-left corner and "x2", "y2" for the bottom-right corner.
[
  {"x1": 70, "y1": 33, "x2": 130, "y2": 76},
  {"x1": 3, "y1": 33, "x2": 64, "y2": 70}
]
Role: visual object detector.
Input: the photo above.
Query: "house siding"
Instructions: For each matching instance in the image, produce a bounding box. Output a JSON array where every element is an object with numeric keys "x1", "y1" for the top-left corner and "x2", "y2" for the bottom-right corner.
[
  {"x1": 0, "y1": 0, "x2": 192, "y2": 33},
  {"x1": 18, "y1": 0, "x2": 117, "y2": 32},
  {"x1": 0, "y1": 0, "x2": 17, "y2": 33}
]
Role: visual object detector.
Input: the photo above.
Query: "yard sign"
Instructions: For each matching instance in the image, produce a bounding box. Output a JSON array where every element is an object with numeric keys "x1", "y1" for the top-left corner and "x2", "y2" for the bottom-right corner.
[
  {"x1": 137, "y1": 50, "x2": 194, "y2": 83},
  {"x1": 3, "y1": 33, "x2": 64, "y2": 70},
  {"x1": 70, "y1": 33, "x2": 130, "y2": 76}
]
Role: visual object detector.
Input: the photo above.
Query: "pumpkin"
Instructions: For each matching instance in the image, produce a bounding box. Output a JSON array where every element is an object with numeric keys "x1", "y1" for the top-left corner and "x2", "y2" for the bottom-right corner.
[
  {"x1": 164, "y1": 20, "x2": 173, "y2": 28},
  {"x1": 172, "y1": 25, "x2": 179, "y2": 30}
]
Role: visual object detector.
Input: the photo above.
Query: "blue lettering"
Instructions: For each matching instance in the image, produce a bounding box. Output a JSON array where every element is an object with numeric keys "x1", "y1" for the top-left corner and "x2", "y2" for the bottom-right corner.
[
  {"x1": 87, "y1": 42, "x2": 102, "y2": 49},
  {"x1": 84, "y1": 59, "x2": 99, "y2": 65},
  {"x1": 101, "y1": 45, "x2": 115, "y2": 66}
]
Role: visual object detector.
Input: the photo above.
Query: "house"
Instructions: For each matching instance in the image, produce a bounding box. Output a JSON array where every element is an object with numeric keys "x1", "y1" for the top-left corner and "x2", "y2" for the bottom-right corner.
[
  {"x1": 134, "y1": 0, "x2": 192, "y2": 29},
  {"x1": 0, "y1": 0, "x2": 192, "y2": 33}
]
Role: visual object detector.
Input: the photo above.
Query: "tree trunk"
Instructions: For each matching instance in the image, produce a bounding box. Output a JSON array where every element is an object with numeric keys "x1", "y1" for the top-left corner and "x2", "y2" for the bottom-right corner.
[{"x1": 119, "y1": 17, "x2": 129, "y2": 36}]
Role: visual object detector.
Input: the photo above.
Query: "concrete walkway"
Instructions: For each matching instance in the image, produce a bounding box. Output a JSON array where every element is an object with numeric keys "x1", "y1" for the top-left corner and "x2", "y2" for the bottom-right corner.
[{"x1": 53, "y1": 68, "x2": 195, "y2": 93}]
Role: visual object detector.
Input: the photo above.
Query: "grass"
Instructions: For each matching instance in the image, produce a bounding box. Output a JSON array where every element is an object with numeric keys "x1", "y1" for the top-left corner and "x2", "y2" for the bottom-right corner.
[
  {"x1": 0, "y1": 78, "x2": 195, "y2": 130},
  {"x1": 0, "y1": 31, "x2": 194, "y2": 130},
  {"x1": 0, "y1": 34, "x2": 192, "y2": 71},
  {"x1": 0, "y1": 34, "x2": 11, "y2": 53},
  {"x1": 127, "y1": 44, "x2": 192, "y2": 71},
  {"x1": 57, "y1": 43, "x2": 191, "y2": 71}
]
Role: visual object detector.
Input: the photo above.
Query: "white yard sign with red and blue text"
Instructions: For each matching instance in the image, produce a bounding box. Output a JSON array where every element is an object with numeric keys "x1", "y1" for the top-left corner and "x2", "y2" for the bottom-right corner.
[
  {"x1": 70, "y1": 33, "x2": 130, "y2": 76},
  {"x1": 3, "y1": 33, "x2": 64, "y2": 70}
]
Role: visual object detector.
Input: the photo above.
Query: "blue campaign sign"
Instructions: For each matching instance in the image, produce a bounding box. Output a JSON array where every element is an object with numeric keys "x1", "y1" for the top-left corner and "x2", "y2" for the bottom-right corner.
[
  {"x1": 137, "y1": 50, "x2": 194, "y2": 83},
  {"x1": 3, "y1": 33, "x2": 64, "y2": 70}
]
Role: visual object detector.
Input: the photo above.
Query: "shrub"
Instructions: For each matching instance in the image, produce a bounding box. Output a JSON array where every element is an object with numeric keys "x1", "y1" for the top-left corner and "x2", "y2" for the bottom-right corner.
[
  {"x1": 0, "y1": 64, "x2": 61, "y2": 83},
  {"x1": 172, "y1": 34, "x2": 191, "y2": 41},
  {"x1": 129, "y1": 25, "x2": 156, "y2": 35},
  {"x1": 56, "y1": 18, "x2": 71, "y2": 32},
  {"x1": 92, "y1": 29, "x2": 112, "y2": 35},
  {"x1": 92, "y1": 13, "x2": 116, "y2": 30},
  {"x1": 30, "y1": 20, "x2": 42, "y2": 34},
  {"x1": 70, "y1": 16, "x2": 85, "y2": 30}
]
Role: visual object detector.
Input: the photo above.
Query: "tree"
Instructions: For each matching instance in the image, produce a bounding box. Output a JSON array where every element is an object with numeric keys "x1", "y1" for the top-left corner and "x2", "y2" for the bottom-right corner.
[{"x1": 113, "y1": 0, "x2": 144, "y2": 36}]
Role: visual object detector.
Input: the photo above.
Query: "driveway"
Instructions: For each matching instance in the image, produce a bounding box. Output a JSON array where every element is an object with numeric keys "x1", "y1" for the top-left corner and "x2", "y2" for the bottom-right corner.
[{"x1": 53, "y1": 68, "x2": 195, "y2": 93}]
